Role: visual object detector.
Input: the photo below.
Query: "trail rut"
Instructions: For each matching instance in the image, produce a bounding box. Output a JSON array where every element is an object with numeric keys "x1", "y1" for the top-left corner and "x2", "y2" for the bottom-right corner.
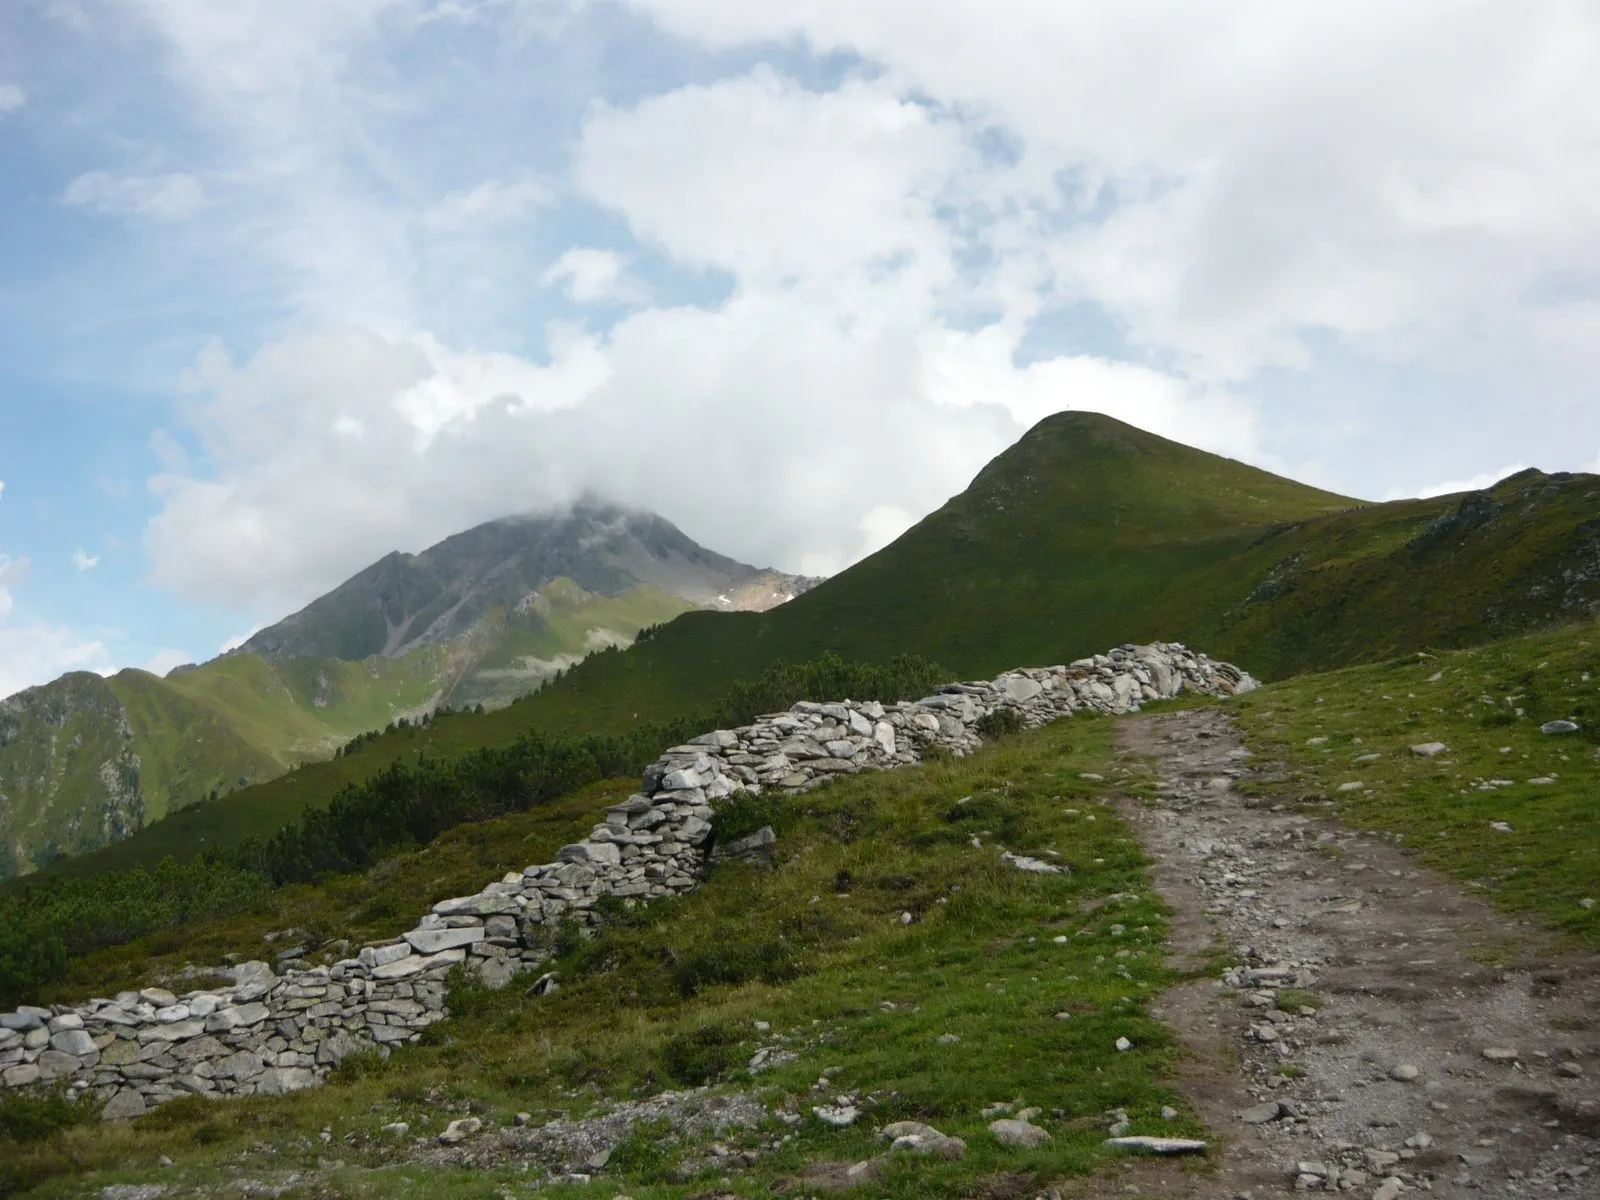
[{"x1": 1115, "y1": 706, "x2": 1600, "y2": 1198}]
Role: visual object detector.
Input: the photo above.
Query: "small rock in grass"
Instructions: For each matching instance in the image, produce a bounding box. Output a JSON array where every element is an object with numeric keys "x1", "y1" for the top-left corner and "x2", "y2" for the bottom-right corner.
[
  {"x1": 1355, "y1": 753, "x2": 1381, "y2": 763},
  {"x1": 881, "y1": 1120, "x2": 964, "y2": 1159},
  {"x1": 813, "y1": 1104, "x2": 860, "y2": 1128},
  {"x1": 1389, "y1": 1064, "x2": 1420, "y2": 1082},
  {"x1": 1490, "y1": 821, "x2": 1514, "y2": 833},
  {"x1": 989, "y1": 1118, "x2": 1051, "y2": 1149},
  {"x1": 1541, "y1": 719, "x2": 1579, "y2": 734},
  {"x1": 1410, "y1": 742, "x2": 1448, "y2": 757},
  {"x1": 936, "y1": 1033, "x2": 961, "y2": 1045},
  {"x1": 1338, "y1": 781, "x2": 1363, "y2": 792},
  {"x1": 1160, "y1": 1106, "x2": 1178, "y2": 1121},
  {"x1": 438, "y1": 1117, "x2": 482, "y2": 1145},
  {"x1": 1080, "y1": 773, "x2": 1104, "y2": 782},
  {"x1": 1054, "y1": 1011, "x2": 1072, "y2": 1020},
  {"x1": 381, "y1": 1122, "x2": 409, "y2": 1137},
  {"x1": 1115, "y1": 1036, "x2": 1133, "y2": 1052},
  {"x1": 1529, "y1": 776, "x2": 1556, "y2": 785},
  {"x1": 513, "y1": 1112, "x2": 531, "y2": 1127},
  {"x1": 1481, "y1": 1047, "x2": 1518, "y2": 1063},
  {"x1": 1581, "y1": 898, "x2": 1596, "y2": 910}
]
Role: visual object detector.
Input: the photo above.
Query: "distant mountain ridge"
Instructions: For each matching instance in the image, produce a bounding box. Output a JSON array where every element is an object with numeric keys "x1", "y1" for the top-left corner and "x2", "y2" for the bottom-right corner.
[
  {"x1": 0, "y1": 502, "x2": 818, "y2": 878},
  {"x1": 239, "y1": 502, "x2": 819, "y2": 663}
]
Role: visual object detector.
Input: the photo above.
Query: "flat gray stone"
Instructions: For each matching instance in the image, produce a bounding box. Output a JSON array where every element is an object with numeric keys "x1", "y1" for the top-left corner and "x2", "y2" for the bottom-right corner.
[
  {"x1": 138, "y1": 1018, "x2": 205, "y2": 1043},
  {"x1": 101, "y1": 1088, "x2": 149, "y2": 1121},
  {"x1": 254, "y1": 1067, "x2": 316, "y2": 1095},
  {"x1": 989, "y1": 1118, "x2": 1051, "y2": 1148},
  {"x1": 1409, "y1": 742, "x2": 1448, "y2": 757},
  {"x1": 1238, "y1": 1101, "x2": 1284, "y2": 1124},
  {"x1": 36, "y1": 1049, "x2": 82, "y2": 1079},
  {"x1": 51, "y1": 1029, "x2": 99, "y2": 1057},
  {"x1": 359, "y1": 942, "x2": 412, "y2": 969},
  {"x1": 403, "y1": 926, "x2": 484, "y2": 954},
  {"x1": 1540, "y1": 719, "x2": 1579, "y2": 734},
  {"x1": 555, "y1": 841, "x2": 621, "y2": 867}
]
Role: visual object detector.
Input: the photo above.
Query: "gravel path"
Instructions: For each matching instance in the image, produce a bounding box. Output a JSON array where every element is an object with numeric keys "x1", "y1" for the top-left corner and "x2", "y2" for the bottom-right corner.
[{"x1": 1116, "y1": 706, "x2": 1600, "y2": 1199}]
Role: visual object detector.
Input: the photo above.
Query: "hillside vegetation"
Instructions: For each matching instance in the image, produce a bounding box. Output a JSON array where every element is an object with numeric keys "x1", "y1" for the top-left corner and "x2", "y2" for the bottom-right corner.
[
  {"x1": 3, "y1": 714, "x2": 1211, "y2": 1200},
  {"x1": 0, "y1": 654, "x2": 947, "y2": 1004}
]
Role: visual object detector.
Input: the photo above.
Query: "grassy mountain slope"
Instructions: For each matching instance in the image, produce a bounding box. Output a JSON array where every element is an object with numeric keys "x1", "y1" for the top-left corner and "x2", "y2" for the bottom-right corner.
[
  {"x1": 0, "y1": 674, "x2": 147, "y2": 876},
  {"x1": 505, "y1": 416, "x2": 1600, "y2": 736},
  {"x1": 0, "y1": 580, "x2": 736, "y2": 880},
  {"x1": 8, "y1": 716, "x2": 1210, "y2": 1200},
  {"x1": 2, "y1": 500, "x2": 815, "y2": 879},
  {"x1": 12, "y1": 622, "x2": 1600, "y2": 1195},
  {"x1": 37, "y1": 412, "x2": 1600, "y2": 879}
]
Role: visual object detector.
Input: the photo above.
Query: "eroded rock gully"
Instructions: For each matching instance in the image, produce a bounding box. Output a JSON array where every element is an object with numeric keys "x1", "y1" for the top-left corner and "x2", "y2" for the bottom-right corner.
[{"x1": 1118, "y1": 707, "x2": 1600, "y2": 1198}]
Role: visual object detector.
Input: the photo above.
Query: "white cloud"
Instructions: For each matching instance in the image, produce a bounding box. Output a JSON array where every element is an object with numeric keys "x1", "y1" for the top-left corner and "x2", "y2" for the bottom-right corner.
[
  {"x1": 0, "y1": 628, "x2": 114, "y2": 702},
  {"x1": 1383, "y1": 464, "x2": 1530, "y2": 502},
  {"x1": 424, "y1": 177, "x2": 551, "y2": 230},
  {"x1": 72, "y1": 549, "x2": 101, "y2": 571},
  {"x1": 624, "y1": 0, "x2": 1600, "y2": 383},
  {"x1": 576, "y1": 68, "x2": 970, "y2": 299},
  {"x1": 218, "y1": 625, "x2": 262, "y2": 654},
  {"x1": 541, "y1": 248, "x2": 644, "y2": 305},
  {"x1": 0, "y1": 84, "x2": 24, "y2": 118},
  {"x1": 0, "y1": 555, "x2": 115, "y2": 700},
  {"x1": 63, "y1": 171, "x2": 206, "y2": 221},
  {"x1": 139, "y1": 60, "x2": 1267, "y2": 616},
  {"x1": 139, "y1": 648, "x2": 193, "y2": 676},
  {"x1": 0, "y1": 555, "x2": 28, "y2": 618}
]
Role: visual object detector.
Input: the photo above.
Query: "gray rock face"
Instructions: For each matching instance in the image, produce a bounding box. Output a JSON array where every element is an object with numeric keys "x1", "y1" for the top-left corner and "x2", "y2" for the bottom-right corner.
[{"x1": 0, "y1": 641, "x2": 1254, "y2": 1120}]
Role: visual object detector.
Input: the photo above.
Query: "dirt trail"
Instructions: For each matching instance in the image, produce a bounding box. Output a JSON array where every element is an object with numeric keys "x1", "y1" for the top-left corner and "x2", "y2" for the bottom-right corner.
[{"x1": 1115, "y1": 706, "x2": 1600, "y2": 1199}]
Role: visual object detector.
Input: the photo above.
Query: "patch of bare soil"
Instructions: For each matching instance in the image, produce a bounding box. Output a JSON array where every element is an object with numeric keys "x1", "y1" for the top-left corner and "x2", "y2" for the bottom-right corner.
[{"x1": 1116, "y1": 707, "x2": 1600, "y2": 1199}]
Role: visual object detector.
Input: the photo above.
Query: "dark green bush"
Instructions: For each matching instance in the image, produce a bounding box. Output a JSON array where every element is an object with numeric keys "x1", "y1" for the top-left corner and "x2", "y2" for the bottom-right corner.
[
  {"x1": 673, "y1": 937, "x2": 802, "y2": 998},
  {"x1": 0, "y1": 1086, "x2": 101, "y2": 1143},
  {"x1": 975, "y1": 707, "x2": 1027, "y2": 739},
  {"x1": 659, "y1": 1022, "x2": 742, "y2": 1085}
]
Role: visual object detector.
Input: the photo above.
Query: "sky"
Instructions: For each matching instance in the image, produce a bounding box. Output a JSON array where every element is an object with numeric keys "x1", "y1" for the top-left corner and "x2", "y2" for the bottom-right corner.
[{"x1": 1, "y1": 0, "x2": 1599, "y2": 700}]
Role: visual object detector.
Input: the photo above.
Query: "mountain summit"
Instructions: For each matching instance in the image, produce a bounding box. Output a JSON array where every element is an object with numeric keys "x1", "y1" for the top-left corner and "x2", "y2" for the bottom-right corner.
[
  {"x1": 240, "y1": 502, "x2": 817, "y2": 664},
  {"x1": 0, "y1": 502, "x2": 815, "y2": 878}
]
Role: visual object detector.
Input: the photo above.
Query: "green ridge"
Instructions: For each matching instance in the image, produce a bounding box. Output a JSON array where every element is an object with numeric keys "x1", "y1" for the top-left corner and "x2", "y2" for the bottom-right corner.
[
  {"x1": 0, "y1": 581, "x2": 703, "y2": 878},
  {"x1": 29, "y1": 412, "x2": 1600, "y2": 880}
]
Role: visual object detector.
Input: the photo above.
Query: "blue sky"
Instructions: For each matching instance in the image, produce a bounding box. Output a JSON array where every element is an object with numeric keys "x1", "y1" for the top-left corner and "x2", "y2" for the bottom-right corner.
[{"x1": 2, "y1": 0, "x2": 1599, "y2": 699}]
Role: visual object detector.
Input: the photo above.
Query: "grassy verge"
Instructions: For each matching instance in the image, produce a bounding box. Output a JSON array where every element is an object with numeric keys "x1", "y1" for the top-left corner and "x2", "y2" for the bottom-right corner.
[
  {"x1": 5, "y1": 715, "x2": 1214, "y2": 1199},
  {"x1": 1232, "y1": 621, "x2": 1600, "y2": 945}
]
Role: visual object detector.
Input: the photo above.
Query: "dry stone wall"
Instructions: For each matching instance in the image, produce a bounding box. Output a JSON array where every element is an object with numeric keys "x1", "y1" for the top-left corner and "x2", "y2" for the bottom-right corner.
[{"x1": 0, "y1": 642, "x2": 1255, "y2": 1120}]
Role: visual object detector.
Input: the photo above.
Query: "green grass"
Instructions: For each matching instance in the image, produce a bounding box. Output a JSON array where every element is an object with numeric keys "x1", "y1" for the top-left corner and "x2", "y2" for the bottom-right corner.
[
  {"x1": 4, "y1": 715, "x2": 1216, "y2": 1199},
  {"x1": 1233, "y1": 620, "x2": 1600, "y2": 945}
]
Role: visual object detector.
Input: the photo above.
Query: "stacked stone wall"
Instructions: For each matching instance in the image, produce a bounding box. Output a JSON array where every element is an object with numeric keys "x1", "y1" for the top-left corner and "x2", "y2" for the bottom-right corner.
[{"x1": 0, "y1": 642, "x2": 1256, "y2": 1119}]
